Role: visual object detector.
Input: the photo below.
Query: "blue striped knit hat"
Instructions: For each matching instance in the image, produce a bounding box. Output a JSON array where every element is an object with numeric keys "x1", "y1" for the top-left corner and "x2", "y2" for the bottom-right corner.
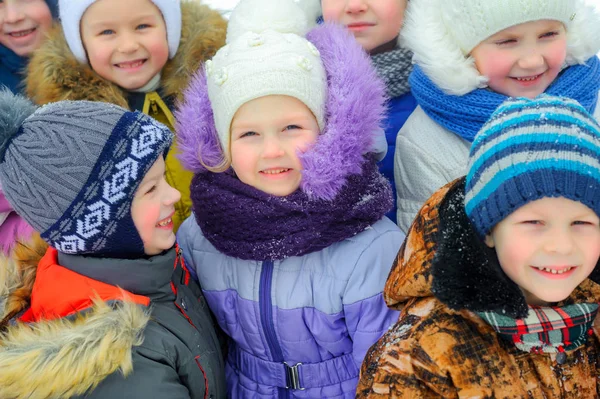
[{"x1": 465, "y1": 95, "x2": 600, "y2": 237}]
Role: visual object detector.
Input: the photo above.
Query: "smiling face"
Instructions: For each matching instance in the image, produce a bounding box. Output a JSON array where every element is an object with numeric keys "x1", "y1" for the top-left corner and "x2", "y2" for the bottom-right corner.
[
  {"x1": 321, "y1": 0, "x2": 407, "y2": 53},
  {"x1": 229, "y1": 95, "x2": 320, "y2": 197},
  {"x1": 131, "y1": 157, "x2": 181, "y2": 256},
  {"x1": 470, "y1": 19, "x2": 567, "y2": 99},
  {"x1": 80, "y1": 0, "x2": 169, "y2": 90},
  {"x1": 0, "y1": 0, "x2": 52, "y2": 56},
  {"x1": 485, "y1": 197, "x2": 600, "y2": 306}
]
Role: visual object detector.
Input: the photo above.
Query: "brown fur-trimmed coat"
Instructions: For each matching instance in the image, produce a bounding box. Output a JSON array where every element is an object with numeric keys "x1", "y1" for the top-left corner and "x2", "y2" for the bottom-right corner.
[
  {"x1": 357, "y1": 179, "x2": 600, "y2": 398},
  {"x1": 25, "y1": 1, "x2": 227, "y2": 230}
]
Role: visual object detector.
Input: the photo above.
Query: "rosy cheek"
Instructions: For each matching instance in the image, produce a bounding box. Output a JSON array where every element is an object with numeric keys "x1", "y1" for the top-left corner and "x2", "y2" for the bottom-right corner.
[
  {"x1": 321, "y1": 8, "x2": 340, "y2": 22},
  {"x1": 548, "y1": 44, "x2": 567, "y2": 68},
  {"x1": 142, "y1": 213, "x2": 158, "y2": 228},
  {"x1": 479, "y1": 56, "x2": 510, "y2": 78}
]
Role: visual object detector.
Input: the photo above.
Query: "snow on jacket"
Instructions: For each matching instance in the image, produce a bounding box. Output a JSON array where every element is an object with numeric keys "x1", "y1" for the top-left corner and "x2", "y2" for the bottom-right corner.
[
  {"x1": 24, "y1": 1, "x2": 227, "y2": 231},
  {"x1": 178, "y1": 216, "x2": 403, "y2": 398},
  {"x1": 0, "y1": 236, "x2": 226, "y2": 399}
]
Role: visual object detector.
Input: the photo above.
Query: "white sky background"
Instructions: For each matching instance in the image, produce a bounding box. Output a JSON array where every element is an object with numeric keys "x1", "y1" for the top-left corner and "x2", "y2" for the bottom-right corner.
[{"x1": 202, "y1": 0, "x2": 600, "y2": 19}]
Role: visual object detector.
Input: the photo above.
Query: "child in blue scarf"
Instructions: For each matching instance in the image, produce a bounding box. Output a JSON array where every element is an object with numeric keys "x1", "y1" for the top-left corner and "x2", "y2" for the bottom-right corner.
[
  {"x1": 0, "y1": 0, "x2": 57, "y2": 93},
  {"x1": 394, "y1": 0, "x2": 600, "y2": 233}
]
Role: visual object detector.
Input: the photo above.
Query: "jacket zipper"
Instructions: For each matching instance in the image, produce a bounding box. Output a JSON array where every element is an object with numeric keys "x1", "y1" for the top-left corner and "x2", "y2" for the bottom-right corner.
[
  {"x1": 172, "y1": 247, "x2": 216, "y2": 398},
  {"x1": 259, "y1": 260, "x2": 289, "y2": 399}
]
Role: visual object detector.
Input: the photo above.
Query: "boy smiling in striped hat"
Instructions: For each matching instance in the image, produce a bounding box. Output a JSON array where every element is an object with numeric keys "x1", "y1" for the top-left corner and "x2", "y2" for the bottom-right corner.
[{"x1": 357, "y1": 95, "x2": 600, "y2": 398}]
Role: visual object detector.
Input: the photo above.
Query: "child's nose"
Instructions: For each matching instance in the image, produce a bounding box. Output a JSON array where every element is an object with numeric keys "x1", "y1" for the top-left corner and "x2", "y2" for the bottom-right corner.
[
  {"x1": 164, "y1": 184, "x2": 181, "y2": 205},
  {"x1": 346, "y1": 0, "x2": 368, "y2": 13},
  {"x1": 261, "y1": 137, "x2": 285, "y2": 158},
  {"x1": 117, "y1": 34, "x2": 141, "y2": 54},
  {"x1": 544, "y1": 228, "x2": 574, "y2": 255},
  {"x1": 4, "y1": 4, "x2": 25, "y2": 24},
  {"x1": 517, "y1": 51, "x2": 545, "y2": 70}
]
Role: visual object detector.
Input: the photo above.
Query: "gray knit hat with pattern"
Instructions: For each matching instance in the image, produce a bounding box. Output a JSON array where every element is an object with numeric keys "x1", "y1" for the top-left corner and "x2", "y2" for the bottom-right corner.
[{"x1": 0, "y1": 90, "x2": 173, "y2": 257}]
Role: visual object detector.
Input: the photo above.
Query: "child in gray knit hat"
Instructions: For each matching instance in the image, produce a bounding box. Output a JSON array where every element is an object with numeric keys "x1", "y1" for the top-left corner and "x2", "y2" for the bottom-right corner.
[{"x1": 0, "y1": 90, "x2": 226, "y2": 398}]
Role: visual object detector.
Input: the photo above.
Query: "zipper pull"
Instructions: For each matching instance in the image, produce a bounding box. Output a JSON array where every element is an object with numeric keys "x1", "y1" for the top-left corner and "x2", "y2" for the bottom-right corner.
[{"x1": 150, "y1": 99, "x2": 158, "y2": 114}]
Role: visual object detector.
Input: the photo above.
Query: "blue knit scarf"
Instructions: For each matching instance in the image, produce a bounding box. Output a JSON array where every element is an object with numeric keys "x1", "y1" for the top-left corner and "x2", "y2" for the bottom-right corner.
[{"x1": 410, "y1": 56, "x2": 600, "y2": 142}]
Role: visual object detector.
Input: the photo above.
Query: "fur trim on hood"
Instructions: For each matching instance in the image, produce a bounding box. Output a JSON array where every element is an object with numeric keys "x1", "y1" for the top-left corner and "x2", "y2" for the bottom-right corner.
[
  {"x1": 401, "y1": 0, "x2": 600, "y2": 95},
  {"x1": 0, "y1": 300, "x2": 149, "y2": 399},
  {"x1": 384, "y1": 178, "x2": 600, "y2": 319},
  {"x1": 0, "y1": 236, "x2": 150, "y2": 399},
  {"x1": 176, "y1": 23, "x2": 386, "y2": 200},
  {"x1": 25, "y1": 1, "x2": 227, "y2": 106},
  {"x1": 0, "y1": 234, "x2": 46, "y2": 326}
]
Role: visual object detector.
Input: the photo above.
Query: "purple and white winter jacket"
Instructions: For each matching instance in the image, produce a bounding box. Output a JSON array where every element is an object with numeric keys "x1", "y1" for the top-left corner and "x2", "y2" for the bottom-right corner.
[
  {"x1": 174, "y1": 16, "x2": 404, "y2": 397},
  {"x1": 178, "y1": 216, "x2": 403, "y2": 398}
]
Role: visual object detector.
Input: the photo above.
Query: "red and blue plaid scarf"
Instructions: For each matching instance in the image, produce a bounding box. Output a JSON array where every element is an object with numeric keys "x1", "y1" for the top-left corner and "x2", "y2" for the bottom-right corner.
[{"x1": 478, "y1": 303, "x2": 598, "y2": 354}]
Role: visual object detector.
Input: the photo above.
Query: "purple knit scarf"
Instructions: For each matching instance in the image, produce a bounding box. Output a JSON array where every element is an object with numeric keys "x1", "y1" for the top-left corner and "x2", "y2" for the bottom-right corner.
[{"x1": 191, "y1": 158, "x2": 392, "y2": 261}]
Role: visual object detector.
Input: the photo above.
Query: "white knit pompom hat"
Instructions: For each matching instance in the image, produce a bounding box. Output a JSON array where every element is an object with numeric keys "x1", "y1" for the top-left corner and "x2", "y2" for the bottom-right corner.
[
  {"x1": 206, "y1": 0, "x2": 327, "y2": 155},
  {"x1": 401, "y1": 0, "x2": 600, "y2": 95},
  {"x1": 59, "y1": 0, "x2": 181, "y2": 63}
]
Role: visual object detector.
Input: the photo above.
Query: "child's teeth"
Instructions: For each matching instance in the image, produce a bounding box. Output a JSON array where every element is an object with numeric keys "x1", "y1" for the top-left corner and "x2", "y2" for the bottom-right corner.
[
  {"x1": 263, "y1": 169, "x2": 287, "y2": 174},
  {"x1": 10, "y1": 28, "x2": 35, "y2": 37},
  {"x1": 535, "y1": 266, "x2": 572, "y2": 274},
  {"x1": 120, "y1": 60, "x2": 143, "y2": 68},
  {"x1": 157, "y1": 218, "x2": 171, "y2": 227}
]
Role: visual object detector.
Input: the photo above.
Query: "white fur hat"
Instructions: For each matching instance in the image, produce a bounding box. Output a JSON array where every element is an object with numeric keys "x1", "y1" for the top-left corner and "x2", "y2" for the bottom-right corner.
[
  {"x1": 59, "y1": 0, "x2": 181, "y2": 63},
  {"x1": 206, "y1": 0, "x2": 326, "y2": 154},
  {"x1": 401, "y1": 0, "x2": 600, "y2": 95}
]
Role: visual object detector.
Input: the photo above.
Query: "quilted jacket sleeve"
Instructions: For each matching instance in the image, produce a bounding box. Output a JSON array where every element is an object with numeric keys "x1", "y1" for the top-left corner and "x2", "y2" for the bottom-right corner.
[{"x1": 342, "y1": 221, "x2": 404, "y2": 369}]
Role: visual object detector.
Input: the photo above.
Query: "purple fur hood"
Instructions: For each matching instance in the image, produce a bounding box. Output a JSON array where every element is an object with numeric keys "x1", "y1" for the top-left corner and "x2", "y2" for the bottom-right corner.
[{"x1": 175, "y1": 23, "x2": 387, "y2": 200}]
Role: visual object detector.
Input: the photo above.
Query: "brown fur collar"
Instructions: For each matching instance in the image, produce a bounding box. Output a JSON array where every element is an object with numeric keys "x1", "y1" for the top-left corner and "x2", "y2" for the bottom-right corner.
[
  {"x1": 385, "y1": 178, "x2": 600, "y2": 319},
  {"x1": 0, "y1": 234, "x2": 47, "y2": 326},
  {"x1": 0, "y1": 236, "x2": 150, "y2": 399},
  {"x1": 0, "y1": 299, "x2": 149, "y2": 399},
  {"x1": 26, "y1": 1, "x2": 227, "y2": 107}
]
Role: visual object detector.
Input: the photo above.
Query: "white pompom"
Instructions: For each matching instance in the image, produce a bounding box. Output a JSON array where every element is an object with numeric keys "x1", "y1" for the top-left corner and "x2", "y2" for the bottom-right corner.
[{"x1": 226, "y1": 0, "x2": 309, "y2": 43}]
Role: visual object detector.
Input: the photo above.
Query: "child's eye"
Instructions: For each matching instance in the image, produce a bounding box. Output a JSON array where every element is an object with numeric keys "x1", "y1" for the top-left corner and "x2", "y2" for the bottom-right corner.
[
  {"x1": 137, "y1": 24, "x2": 151, "y2": 30},
  {"x1": 522, "y1": 220, "x2": 542, "y2": 225},
  {"x1": 240, "y1": 131, "x2": 257, "y2": 138},
  {"x1": 496, "y1": 39, "x2": 517, "y2": 46},
  {"x1": 284, "y1": 125, "x2": 301, "y2": 131},
  {"x1": 146, "y1": 185, "x2": 157, "y2": 195},
  {"x1": 99, "y1": 29, "x2": 114, "y2": 36},
  {"x1": 573, "y1": 220, "x2": 595, "y2": 226},
  {"x1": 540, "y1": 31, "x2": 559, "y2": 39}
]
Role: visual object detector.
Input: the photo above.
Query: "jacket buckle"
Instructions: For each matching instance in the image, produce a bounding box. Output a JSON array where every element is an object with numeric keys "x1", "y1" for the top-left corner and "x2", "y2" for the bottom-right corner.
[{"x1": 284, "y1": 362, "x2": 305, "y2": 390}]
